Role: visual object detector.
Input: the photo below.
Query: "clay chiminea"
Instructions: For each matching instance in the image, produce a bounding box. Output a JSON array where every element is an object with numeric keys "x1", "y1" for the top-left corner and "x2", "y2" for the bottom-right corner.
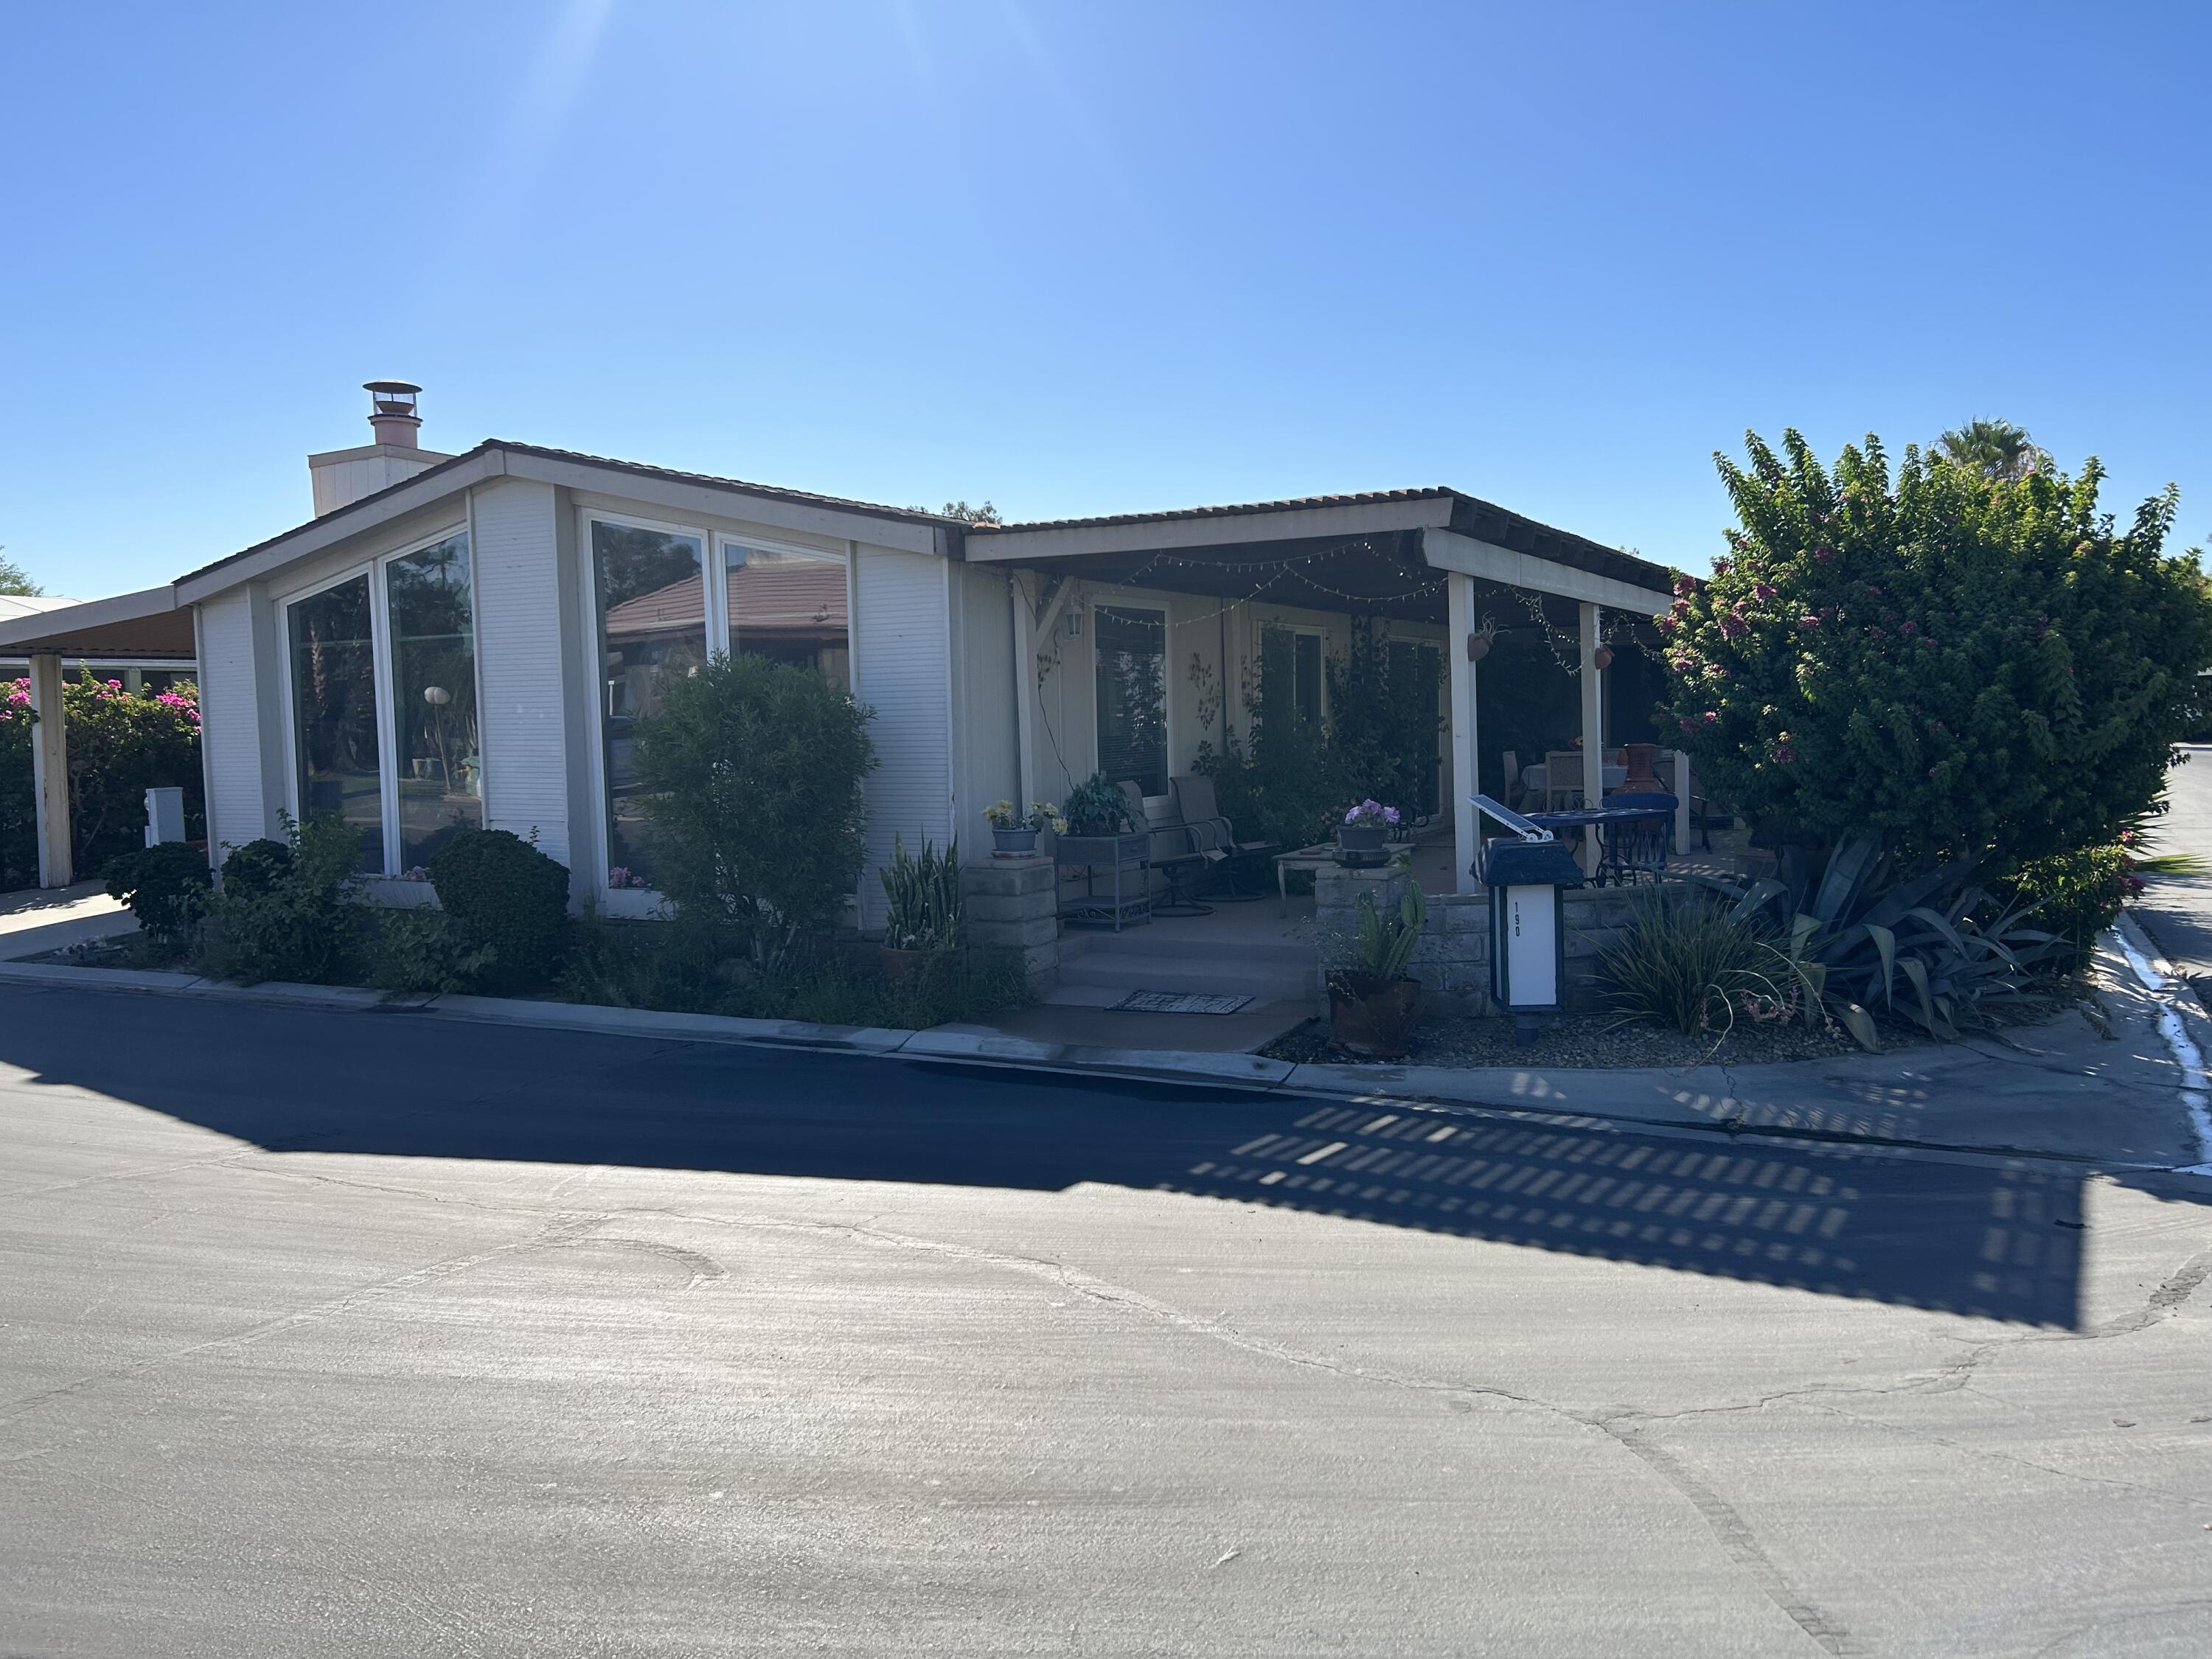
[{"x1": 1623, "y1": 742, "x2": 1663, "y2": 792}]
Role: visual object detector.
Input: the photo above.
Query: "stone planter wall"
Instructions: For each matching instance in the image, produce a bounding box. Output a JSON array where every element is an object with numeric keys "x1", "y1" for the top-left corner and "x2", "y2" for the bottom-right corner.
[
  {"x1": 1312, "y1": 859, "x2": 1652, "y2": 1015},
  {"x1": 961, "y1": 855, "x2": 1060, "y2": 990}
]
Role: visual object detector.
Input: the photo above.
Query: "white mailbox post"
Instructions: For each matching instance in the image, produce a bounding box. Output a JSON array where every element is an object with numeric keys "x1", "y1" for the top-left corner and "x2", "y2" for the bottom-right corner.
[
  {"x1": 144, "y1": 785, "x2": 187, "y2": 846},
  {"x1": 1471, "y1": 796, "x2": 1586, "y2": 1044}
]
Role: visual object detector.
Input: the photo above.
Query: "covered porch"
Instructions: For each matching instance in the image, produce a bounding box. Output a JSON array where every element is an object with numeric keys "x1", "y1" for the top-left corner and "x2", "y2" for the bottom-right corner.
[
  {"x1": 965, "y1": 487, "x2": 1688, "y2": 906},
  {"x1": 0, "y1": 587, "x2": 198, "y2": 888}
]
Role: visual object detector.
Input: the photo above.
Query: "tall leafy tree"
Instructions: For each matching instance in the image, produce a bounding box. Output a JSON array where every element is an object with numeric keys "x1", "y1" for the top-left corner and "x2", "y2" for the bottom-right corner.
[
  {"x1": 0, "y1": 549, "x2": 41, "y2": 597},
  {"x1": 1658, "y1": 429, "x2": 2212, "y2": 869},
  {"x1": 1937, "y1": 418, "x2": 2048, "y2": 483}
]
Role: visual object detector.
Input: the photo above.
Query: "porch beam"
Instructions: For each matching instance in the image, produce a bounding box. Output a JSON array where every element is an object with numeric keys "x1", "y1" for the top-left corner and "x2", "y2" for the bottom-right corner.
[
  {"x1": 1578, "y1": 603, "x2": 1603, "y2": 878},
  {"x1": 1422, "y1": 527, "x2": 1671, "y2": 616},
  {"x1": 1447, "y1": 574, "x2": 1480, "y2": 894},
  {"x1": 27, "y1": 652, "x2": 72, "y2": 888}
]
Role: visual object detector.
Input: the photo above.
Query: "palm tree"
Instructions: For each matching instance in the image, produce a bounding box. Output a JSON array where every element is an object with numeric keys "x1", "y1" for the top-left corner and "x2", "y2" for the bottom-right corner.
[{"x1": 1938, "y1": 419, "x2": 2048, "y2": 482}]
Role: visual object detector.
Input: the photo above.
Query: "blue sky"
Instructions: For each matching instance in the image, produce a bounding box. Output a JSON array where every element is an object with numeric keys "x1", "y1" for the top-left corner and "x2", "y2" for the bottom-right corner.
[{"x1": 3, "y1": 1, "x2": 2206, "y2": 596}]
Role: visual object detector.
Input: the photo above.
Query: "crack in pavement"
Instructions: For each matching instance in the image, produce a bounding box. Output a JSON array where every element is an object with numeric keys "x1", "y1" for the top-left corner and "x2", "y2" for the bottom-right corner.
[{"x1": 0, "y1": 1211, "x2": 611, "y2": 1422}]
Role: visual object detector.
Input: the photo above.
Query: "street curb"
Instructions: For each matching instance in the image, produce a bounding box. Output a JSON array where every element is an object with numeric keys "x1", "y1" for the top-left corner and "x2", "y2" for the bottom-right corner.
[{"x1": 4, "y1": 950, "x2": 2207, "y2": 1178}]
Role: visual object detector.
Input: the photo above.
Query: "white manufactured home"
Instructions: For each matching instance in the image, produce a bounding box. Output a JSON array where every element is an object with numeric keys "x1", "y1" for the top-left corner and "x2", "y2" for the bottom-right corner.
[{"x1": 1, "y1": 386, "x2": 1679, "y2": 942}]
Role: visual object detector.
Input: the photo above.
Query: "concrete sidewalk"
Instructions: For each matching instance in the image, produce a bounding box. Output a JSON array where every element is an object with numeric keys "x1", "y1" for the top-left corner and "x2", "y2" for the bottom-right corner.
[{"x1": 0, "y1": 881, "x2": 134, "y2": 962}]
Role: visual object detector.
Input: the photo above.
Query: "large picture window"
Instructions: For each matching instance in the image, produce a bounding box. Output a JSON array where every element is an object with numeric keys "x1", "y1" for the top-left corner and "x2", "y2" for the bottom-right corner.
[
  {"x1": 288, "y1": 574, "x2": 384, "y2": 872},
  {"x1": 386, "y1": 532, "x2": 481, "y2": 871},
  {"x1": 726, "y1": 543, "x2": 850, "y2": 690},
  {"x1": 1095, "y1": 605, "x2": 1168, "y2": 798},
  {"x1": 593, "y1": 521, "x2": 706, "y2": 885},
  {"x1": 284, "y1": 529, "x2": 479, "y2": 877}
]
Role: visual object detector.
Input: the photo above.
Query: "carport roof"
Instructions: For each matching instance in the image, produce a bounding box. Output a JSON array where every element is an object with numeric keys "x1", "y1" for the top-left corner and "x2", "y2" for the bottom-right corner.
[{"x1": 0, "y1": 586, "x2": 195, "y2": 661}]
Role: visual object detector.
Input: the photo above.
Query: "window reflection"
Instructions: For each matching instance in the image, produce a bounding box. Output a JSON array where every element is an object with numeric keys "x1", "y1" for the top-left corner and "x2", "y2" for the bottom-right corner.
[
  {"x1": 726, "y1": 544, "x2": 849, "y2": 691},
  {"x1": 594, "y1": 521, "x2": 706, "y2": 886},
  {"x1": 1096, "y1": 605, "x2": 1168, "y2": 798},
  {"x1": 386, "y1": 532, "x2": 481, "y2": 872},
  {"x1": 288, "y1": 574, "x2": 383, "y2": 872}
]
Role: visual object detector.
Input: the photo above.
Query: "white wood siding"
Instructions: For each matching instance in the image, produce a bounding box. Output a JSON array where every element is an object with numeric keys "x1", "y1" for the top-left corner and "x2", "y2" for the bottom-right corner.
[
  {"x1": 951, "y1": 561, "x2": 1018, "y2": 850},
  {"x1": 855, "y1": 543, "x2": 953, "y2": 931},
  {"x1": 195, "y1": 589, "x2": 271, "y2": 858},
  {"x1": 470, "y1": 479, "x2": 571, "y2": 866}
]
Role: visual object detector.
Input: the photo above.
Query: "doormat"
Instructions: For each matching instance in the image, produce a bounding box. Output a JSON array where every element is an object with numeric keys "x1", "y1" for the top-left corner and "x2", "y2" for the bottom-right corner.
[{"x1": 1109, "y1": 991, "x2": 1253, "y2": 1015}]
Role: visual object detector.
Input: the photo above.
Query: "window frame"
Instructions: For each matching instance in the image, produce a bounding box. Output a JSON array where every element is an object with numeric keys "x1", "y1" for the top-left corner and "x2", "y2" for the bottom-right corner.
[{"x1": 274, "y1": 521, "x2": 476, "y2": 877}]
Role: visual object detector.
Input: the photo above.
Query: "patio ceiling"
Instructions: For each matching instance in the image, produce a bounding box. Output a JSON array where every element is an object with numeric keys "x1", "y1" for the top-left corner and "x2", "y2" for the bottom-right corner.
[{"x1": 0, "y1": 586, "x2": 195, "y2": 661}]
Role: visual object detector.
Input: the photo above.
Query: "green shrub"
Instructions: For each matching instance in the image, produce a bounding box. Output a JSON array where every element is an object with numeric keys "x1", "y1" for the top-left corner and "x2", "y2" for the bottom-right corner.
[
  {"x1": 428, "y1": 827, "x2": 569, "y2": 994},
  {"x1": 219, "y1": 837, "x2": 293, "y2": 898},
  {"x1": 1599, "y1": 889, "x2": 1801, "y2": 1037},
  {"x1": 881, "y1": 835, "x2": 961, "y2": 950},
  {"x1": 1, "y1": 672, "x2": 203, "y2": 890},
  {"x1": 2006, "y1": 844, "x2": 2129, "y2": 967},
  {"x1": 633, "y1": 652, "x2": 874, "y2": 959},
  {"x1": 367, "y1": 905, "x2": 498, "y2": 995},
  {"x1": 1660, "y1": 430, "x2": 2212, "y2": 869},
  {"x1": 207, "y1": 813, "x2": 366, "y2": 984},
  {"x1": 102, "y1": 841, "x2": 212, "y2": 951}
]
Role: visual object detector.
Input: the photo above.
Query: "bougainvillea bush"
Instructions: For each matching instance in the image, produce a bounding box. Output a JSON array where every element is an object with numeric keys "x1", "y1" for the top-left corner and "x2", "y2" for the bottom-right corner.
[
  {"x1": 0, "y1": 674, "x2": 203, "y2": 889},
  {"x1": 1658, "y1": 431, "x2": 2212, "y2": 869}
]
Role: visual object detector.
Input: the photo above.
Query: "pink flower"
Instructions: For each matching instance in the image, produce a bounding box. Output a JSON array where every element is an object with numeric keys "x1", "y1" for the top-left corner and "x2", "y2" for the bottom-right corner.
[
  {"x1": 1712, "y1": 557, "x2": 1732, "y2": 577},
  {"x1": 1773, "y1": 742, "x2": 1796, "y2": 764},
  {"x1": 1798, "y1": 613, "x2": 1820, "y2": 631},
  {"x1": 1718, "y1": 613, "x2": 1748, "y2": 640},
  {"x1": 1702, "y1": 710, "x2": 1719, "y2": 724},
  {"x1": 1899, "y1": 619, "x2": 1919, "y2": 636},
  {"x1": 1656, "y1": 613, "x2": 1679, "y2": 634},
  {"x1": 1673, "y1": 575, "x2": 1697, "y2": 598},
  {"x1": 1753, "y1": 582, "x2": 1777, "y2": 602}
]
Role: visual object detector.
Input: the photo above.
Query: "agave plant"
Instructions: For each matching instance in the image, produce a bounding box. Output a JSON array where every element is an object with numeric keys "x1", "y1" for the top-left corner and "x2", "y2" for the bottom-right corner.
[
  {"x1": 881, "y1": 834, "x2": 962, "y2": 952},
  {"x1": 1704, "y1": 834, "x2": 2060, "y2": 1050}
]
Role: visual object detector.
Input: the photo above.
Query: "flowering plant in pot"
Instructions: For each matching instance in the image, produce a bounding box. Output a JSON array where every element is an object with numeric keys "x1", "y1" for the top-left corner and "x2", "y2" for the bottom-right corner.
[
  {"x1": 1326, "y1": 880, "x2": 1425, "y2": 1059},
  {"x1": 1337, "y1": 799, "x2": 1400, "y2": 856},
  {"x1": 984, "y1": 799, "x2": 1066, "y2": 854}
]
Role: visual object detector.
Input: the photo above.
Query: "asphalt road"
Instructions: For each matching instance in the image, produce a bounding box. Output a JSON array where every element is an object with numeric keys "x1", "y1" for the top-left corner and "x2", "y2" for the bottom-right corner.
[{"x1": 3, "y1": 984, "x2": 2209, "y2": 1658}]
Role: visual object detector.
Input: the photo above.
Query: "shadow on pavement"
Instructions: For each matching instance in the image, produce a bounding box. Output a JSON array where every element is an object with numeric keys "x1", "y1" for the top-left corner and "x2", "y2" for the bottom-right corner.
[{"x1": 0, "y1": 987, "x2": 2096, "y2": 1327}]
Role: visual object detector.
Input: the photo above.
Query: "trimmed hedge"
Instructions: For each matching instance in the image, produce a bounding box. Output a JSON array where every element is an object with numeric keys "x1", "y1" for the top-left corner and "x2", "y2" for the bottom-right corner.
[{"x1": 428, "y1": 827, "x2": 570, "y2": 994}]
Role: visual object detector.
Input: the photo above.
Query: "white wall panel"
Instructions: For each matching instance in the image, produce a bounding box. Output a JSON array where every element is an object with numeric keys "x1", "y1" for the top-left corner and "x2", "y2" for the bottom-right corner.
[
  {"x1": 195, "y1": 589, "x2": 271, "y2": 859},
  {"x1": 855, "y1": 543, "x2": 953, "y2": 931},
  {"x1": 470, "y1": 479, "x2": 571, "y2": 866}
]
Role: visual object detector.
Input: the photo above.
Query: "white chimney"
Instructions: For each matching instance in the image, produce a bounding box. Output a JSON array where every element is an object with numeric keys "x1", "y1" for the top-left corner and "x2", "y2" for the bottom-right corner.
[{"x1": 307, "y1": 380, "x2": 454, "y2": 515}]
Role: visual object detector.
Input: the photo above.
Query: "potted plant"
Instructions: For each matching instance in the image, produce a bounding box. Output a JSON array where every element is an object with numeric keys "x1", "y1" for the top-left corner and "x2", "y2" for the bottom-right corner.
[
  {"x1": 1326, "y1": 880, "x2": 1426, "y2": 1059},
  {"x1": 984, "y1": 799, "x2": 1066, "y2": 855},
  {"x1": 880, "y1": 833, "x2": 961, "y2": 978},
  {"x1": 1337, "y1": 798, "x2": 1400, "y2": 859},
  {"x1": 1060, "y1": 773, "x2": 1138, "y2": 838}
]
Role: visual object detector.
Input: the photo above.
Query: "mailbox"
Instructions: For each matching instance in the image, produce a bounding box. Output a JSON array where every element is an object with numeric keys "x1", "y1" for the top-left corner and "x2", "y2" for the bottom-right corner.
[{"x1": 1481, "y1": 836, "x2": 1584, "y2": 1038}]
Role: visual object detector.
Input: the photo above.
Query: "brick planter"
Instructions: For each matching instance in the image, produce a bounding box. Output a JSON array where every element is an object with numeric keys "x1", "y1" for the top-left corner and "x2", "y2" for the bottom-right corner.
[{"x1": 960, "y1": 855, "x2": 1059, "y2": 990}]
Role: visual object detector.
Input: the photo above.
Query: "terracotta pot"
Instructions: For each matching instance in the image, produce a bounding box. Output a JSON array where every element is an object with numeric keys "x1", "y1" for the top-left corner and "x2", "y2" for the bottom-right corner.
[
  {"x1": 1327, "y1": 972, "x2": 1423, "y2": 1060},
  {"x1": 1622, "y1": 742, "x2": 1662, "y2": 793}
]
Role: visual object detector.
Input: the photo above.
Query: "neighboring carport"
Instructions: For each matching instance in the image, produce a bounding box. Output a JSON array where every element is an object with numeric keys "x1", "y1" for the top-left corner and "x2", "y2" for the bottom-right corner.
[{"x1": 0, "y1": 587, "x2": 196, "y2": 888}]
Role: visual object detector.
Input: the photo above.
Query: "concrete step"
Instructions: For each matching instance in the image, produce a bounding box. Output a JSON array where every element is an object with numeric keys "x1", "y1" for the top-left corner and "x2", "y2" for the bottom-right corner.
[{"x1": 1056, "y1": 953, "x2": 1318, "y2": 1003}]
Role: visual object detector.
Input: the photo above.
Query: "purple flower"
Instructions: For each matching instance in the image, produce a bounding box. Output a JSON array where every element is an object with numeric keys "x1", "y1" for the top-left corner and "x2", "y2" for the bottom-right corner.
[
  {"x1": 1798, "y1": 613, "x2": 1820, "y2": 631},
  {"x1": 1753, "y1": 582, "x2": 1777, "y2": 602},
  {"x1": 1899, "y1": 619, "x2": 1919, "y2": 636}
]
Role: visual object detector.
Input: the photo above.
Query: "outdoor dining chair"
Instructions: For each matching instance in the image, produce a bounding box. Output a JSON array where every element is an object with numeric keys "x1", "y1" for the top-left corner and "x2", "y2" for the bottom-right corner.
[
  {"x1": 1117, "y1": 779, "x2": 1215, "y2": 916},
  {"x1": 1543, "y1": 750, "x2": 1585, "y2": 812},
  {"x1": 1595, "y1": 790, "x2": 1677, "y2": 885}
]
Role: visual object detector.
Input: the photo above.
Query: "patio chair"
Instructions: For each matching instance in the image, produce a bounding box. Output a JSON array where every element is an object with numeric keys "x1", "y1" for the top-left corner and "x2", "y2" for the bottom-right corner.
[
  {"x1": 1656, "y1": 751, "x2": 1720, "y2": 852},
  {"x1": 1170, "y1": 773, "x2": 1271, "y2": 901},
  {"x1": 1500, "y1": 750, "x2": 1522, "y2": 810},
  {"x1": 1543, "y1": 750, "x2": 1585, "y2": 812},
  {"x1": 1595, "y1": 790, "x2": 1677, "y2": 885},
  {"x1": 1117, "y1": 779, "x2": 1214, "y2": 917}
]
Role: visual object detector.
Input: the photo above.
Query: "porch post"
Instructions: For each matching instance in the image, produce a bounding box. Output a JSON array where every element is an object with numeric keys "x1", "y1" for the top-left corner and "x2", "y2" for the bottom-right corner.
[
  {"x1": 1675, "y1": 750, "x2": 1694, "y2": 854},
  {"x1": 1447, "y1": 573, "x2": 1479, "y2": 894},
  {"x1": 27, "y1": 651, "x2": 72, "y2": 888},
  {"x1": 1578, "y1": 602, "x2": 1603, "y2": 877}
]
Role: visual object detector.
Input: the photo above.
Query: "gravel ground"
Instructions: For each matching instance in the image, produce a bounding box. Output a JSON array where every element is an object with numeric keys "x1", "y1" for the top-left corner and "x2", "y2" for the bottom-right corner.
[{"x1": 1259, "y1": 1009, "x2": 1877, "y2": 1068}]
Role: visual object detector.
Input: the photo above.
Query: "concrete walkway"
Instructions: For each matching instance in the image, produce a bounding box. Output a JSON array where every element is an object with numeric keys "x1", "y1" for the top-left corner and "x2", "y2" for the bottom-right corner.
[{"x1": 0, "y1": 880, "x2": 134, "y2": 962}]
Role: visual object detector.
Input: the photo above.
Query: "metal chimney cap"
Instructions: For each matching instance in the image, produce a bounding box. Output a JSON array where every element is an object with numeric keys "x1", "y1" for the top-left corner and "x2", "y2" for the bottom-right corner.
[{"x1": 364, "y1": 380, "x2": 422, "y2": 417}]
